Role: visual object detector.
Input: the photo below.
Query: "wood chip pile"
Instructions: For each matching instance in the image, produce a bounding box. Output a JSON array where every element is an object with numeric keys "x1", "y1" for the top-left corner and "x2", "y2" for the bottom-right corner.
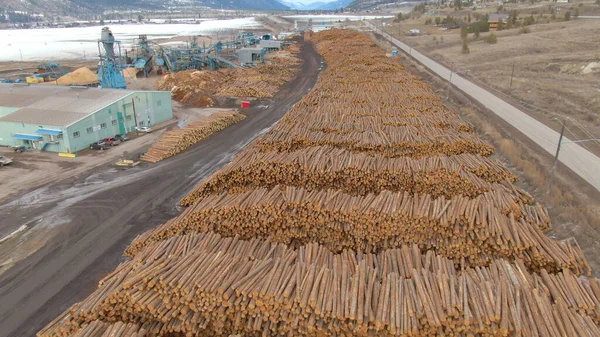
[
  {"x1": 158, "y1": 44, "x2": 302, "y2": 106},
  {"x1": 40, "y1": 30, "x2": 600, "y2": 337},
  {"x1": 141, "y1": 111, "x2": 246, "y2": 163},
  {"x1": 39, "y1": 233, "x2": 600, "y2": 337}
]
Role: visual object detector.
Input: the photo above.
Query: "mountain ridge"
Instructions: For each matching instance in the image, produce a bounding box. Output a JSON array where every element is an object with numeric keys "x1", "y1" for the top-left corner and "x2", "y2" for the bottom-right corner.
[
  {"x1": 279, "y1": 0, "x2": 352, "y2": 10},
  {"x1": 0, "y1": 0, "x2": 289, "y2": 16}
]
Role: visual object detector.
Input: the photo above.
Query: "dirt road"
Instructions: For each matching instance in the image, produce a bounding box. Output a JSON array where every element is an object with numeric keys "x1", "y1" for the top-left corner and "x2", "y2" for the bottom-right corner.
[
  {"x1": 367, "y1": 22, "x2": 600, "y2": 193},
  {"x1": 0, "y1": 40, "x2": 323, "y2": 337}
]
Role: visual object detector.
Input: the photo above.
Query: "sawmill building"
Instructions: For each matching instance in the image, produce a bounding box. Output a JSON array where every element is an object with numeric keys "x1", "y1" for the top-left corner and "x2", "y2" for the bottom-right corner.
[{"x1": 0, "y1": 84, "x2": 173, "y2": 153}]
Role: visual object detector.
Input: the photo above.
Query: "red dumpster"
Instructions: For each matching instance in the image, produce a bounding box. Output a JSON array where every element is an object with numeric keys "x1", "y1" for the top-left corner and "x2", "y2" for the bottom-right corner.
[{"x1": 241, "y1": 100, "x2": 251, "y2": 109}]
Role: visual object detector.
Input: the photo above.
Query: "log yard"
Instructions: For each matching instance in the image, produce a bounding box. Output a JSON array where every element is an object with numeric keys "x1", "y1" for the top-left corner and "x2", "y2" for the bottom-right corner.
[{"x1": 1, "y1": 4, "x2": 600, "y2": 337}]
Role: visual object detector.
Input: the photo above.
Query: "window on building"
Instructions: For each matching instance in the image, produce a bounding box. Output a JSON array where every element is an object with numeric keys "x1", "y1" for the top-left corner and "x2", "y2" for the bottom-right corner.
[
  {"x1": 126, "y1": 115, "x2": 132, "y2": 121},
  {"x1": 112, "y1": 120, "x2": 117, "y2": 126},
  {"x1": 87, "y1": 127, "x2": 93, "y2": 134},
  {"x1": 101, "y1": 123, "x2": 107, "y2": 129},
  {"x1": 139, "y1": 121, "x2": 144, "y2": 126},
  {"x1": 73, "y1": 131, "x2": 80, "y2": 138},
  {"x1": 157, "y1": 100, "x2": 161, "y2": 107}
]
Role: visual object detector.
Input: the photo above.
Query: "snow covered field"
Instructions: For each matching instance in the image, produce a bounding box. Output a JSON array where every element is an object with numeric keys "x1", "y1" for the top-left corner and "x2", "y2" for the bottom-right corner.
[
  {"x1": 283, "y1": 15, "x2": 394, "y2": 22},
  {"x1": 1, "y1": 17, "x2": 262, "y2": 62}
]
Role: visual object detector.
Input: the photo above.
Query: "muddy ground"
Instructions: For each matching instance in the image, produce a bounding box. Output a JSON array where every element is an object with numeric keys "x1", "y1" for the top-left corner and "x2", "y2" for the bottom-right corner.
[{"x1": 0, "y1": 37, "x2": 323, "y2": 337}]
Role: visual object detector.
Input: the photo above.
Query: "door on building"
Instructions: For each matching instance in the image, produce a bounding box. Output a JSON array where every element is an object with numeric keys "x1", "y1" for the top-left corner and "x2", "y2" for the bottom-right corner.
[
  {"x1": 123, "y1": 103, "x2": 132, "y2": 133},
  {"x1": 117, "y1": 112, "x2": 126, "y2": 134}
]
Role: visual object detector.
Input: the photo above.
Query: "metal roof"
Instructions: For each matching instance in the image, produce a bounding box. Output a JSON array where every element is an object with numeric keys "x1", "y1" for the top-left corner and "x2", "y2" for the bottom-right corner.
[
  {"x1": 489, "y1": 14, "x2": 509, "y2": 21},
  {"x1": 37, "y1": 128, "x2": 63, "y2": 135},
  {"x1": 12, "y1": 133, "x2": 43, "y2": 141},
  {"x1": 0, "y1": 84, "x2": 134, "y2": 127}
]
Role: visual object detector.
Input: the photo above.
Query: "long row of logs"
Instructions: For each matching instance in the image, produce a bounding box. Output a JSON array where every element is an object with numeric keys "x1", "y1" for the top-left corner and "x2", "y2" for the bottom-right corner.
[
  {"x1": 179, "y1": 146, "x2": 525, "y2": 207},
  {"x1": 126, "y1": 186, "x2": 588, "y2": 275},
  {"x1": 256, "y1": 126, "x2": 495, "y2": 158},
  {"x1": 289, "y1": 114, "x2": 475, "y2": 133},
  {"x1": 254, "y1": 33, "x2": 491, "y2": 160},
  {"x1": 141, "y1": 111, "x2": 246, "y2": 163},
  {"x1": 39, "y1": 233, "x2": 600, "y2": 337}
]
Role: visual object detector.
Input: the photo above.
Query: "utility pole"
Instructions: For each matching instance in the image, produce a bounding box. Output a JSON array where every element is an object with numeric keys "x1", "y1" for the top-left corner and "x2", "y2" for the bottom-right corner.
[
  {"x1": 132, "y1": 98, "x2": 139, "y2": 137},
  {"x1": 547, "y1": 118, "x2": 567, "y2": 194},
  {"x1": 509, "y1": 62, "x2": 515, "y2": 87}
]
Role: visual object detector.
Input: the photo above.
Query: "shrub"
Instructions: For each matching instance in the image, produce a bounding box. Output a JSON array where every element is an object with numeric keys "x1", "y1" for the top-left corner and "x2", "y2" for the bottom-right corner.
[
  {"x1": 441, "y1": 16, "x2": 462, "y2": 28},
  {"x1": 510, "y1": 10, "x2": 518, "y2": 24},
  {"x1": 564, "y1": 11, "x2": 571, "y2": 21},
  {"x1": 472, "y1": 19, "x2": 490, "y2": 32},
  {"x1": 523, "y1": 15, "x2": 535, "y2": 26},
  {"x1": 435, "y1": 16, "x2": 441, "y2": 25},
  {"x1": 519, "y1": 26, "x2": 531, "y2": 34},
  {"x1": 462, "y1": 38, "x2": 470, "y2": 54},
  {"x1": 461, "y1": 25, "x2": 469, "y2": 38},
  {"x1": 485, "y1": 32, "x2": 498, "y2": 44}
]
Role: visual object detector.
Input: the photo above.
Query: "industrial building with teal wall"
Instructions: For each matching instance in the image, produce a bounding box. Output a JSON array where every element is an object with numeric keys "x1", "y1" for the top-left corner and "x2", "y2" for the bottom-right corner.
[{"x1": 0, "y1": 84, "x2": 173, "y2": 153}]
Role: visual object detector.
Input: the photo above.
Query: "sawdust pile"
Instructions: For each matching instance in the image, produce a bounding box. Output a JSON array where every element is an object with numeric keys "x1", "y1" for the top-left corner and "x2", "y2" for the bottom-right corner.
[
  {"x1": 54, "y1": 67, "x2": 99, "y2": 86},
  {"x1": 122, "y1": 68, "x2": 138, "y2": 79},
  {"x1": 158, "y1": 44, "x2": 302, "y2": 107}
]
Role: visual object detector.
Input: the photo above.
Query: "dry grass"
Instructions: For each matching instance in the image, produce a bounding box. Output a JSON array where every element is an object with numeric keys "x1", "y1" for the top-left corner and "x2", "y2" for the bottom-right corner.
[{"x1": 382, "y1": 13, "x2": 600, "y2": 157}]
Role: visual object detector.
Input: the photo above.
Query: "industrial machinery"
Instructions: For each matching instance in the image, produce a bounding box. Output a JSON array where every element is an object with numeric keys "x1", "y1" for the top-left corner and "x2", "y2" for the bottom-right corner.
[
  {"x1": 128, "y1": 31, "x2": 262, "y2": 74},
  {"x1": 36, "y1": 62, "x2": 67, "y2": 81},
  {"x1": 133, "y1": 35, "x2": 154, "y2": 77},
  {"x1": 98, "y1": 27, "x2": 127, "y2": 89}
]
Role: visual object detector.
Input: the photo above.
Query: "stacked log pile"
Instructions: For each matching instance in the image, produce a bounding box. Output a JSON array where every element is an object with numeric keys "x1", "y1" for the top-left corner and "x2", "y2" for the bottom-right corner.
[
  {"x1": 40, "y1": 30, "x2": 600, "y2": 337},
  {"x1": 179, "y1": 146, "x2": 525, "y2": 206},
  {"x1": 39, "y1": 233, "x2": 600, "y2": 337},
  {"x1": 256, "y1": 125, "x2": 494, "y2": 158},
  {"x1": 141, "y1": 111, "x2": 246, "y2": 163},
  {"x1": 158, "y1": 69, "x2": 230, "y2": 107},
  {"x1": 158, "y1": 44, "x2": 302, "y2": 105},
  {"x1": 125, "y1": 186, "x2": 586, "y2": 275}
]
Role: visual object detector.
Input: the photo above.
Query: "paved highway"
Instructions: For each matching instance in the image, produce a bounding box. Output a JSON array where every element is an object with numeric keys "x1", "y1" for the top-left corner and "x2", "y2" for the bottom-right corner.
[{"x1": 366, "y1": 22, "x2": 600, "y2": 192}]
